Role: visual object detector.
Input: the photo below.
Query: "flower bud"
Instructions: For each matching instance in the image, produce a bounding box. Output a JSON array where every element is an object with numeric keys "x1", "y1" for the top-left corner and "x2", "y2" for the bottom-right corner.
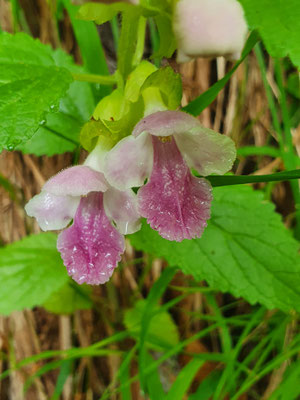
[{"x1": 173, "y1": 0, "x2": 248, "y2": 63}]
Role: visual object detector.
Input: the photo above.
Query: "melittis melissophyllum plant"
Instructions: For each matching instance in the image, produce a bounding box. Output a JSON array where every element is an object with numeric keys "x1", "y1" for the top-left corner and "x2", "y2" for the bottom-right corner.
[{"x1": 25, "y1": 59, "x2": 236, "y2": 284}]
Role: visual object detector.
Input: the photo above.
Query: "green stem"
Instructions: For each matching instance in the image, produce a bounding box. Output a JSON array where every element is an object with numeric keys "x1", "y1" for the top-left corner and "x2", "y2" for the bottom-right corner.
[
  {"x1": 71, "y1": 73, "x2": 116, "y2": 85},
  {"x1": 204, "y1": 170, "x2": 300, "y2": 187},
  {"x1": 133, "y1": 16, "x2": 147, "y2": 67}
]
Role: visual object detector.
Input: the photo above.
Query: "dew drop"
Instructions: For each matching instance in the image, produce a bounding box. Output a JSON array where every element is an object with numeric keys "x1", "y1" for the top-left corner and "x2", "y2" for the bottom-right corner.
[
  {"x1": 7, "y1": 144, "x2": 14, "y2": 151},
  {"x1": 39, "y1": 119, "x2": 46, "y2": 126}
]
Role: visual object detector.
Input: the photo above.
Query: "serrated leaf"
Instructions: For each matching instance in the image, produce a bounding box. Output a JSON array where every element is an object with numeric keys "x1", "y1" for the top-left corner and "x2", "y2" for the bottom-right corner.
[
  {"x1": 0, "y1": 233, "x2": 69, "y2": 315},
  {"x1": 141, "y1": 66, "x2": 182, "y2": 110},
  {"x1": 43, "y1": 282, "x2": 92, "y2": 314},
  {"x1": 130, "y1": 185, "x2": 300, "y2": 313},
  {"x1": 17, "y1": 48, "x2": 95, "y2": 156},
  {"x1": 124, "y1": 299, "x2": 179, "y2": 349},
  {"x1": 0, "y1": 33, "x2": 73, "y2": 150},
  {"x1": 239, "y1": 0, "x2": 300, "y2": 68}
]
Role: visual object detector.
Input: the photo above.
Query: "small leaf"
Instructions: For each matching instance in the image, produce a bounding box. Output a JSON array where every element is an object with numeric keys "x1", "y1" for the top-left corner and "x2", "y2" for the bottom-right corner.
[
  {"x1": 124, "y1": 299, "x2": 179, "y2": 349},
  {"x1": 0, "y1": 33, "x2": 73, "y2": 150},
  {"x1": 43, "y1": 282, "x2": 92, "y2": 314},
  {"x1": 77, "y1": 2, "x2": 133, "y2": 25},
  {"x1": 130, "y1": 185, "x2": 300, "y2": 313},
  {"x1": 80, "y1": 120, "x2": 112, "y2": 151},
  {"x1": 153, "y1": 15, "x2": 176, "y2": 59},
  {"x1": 141, "y1": 66, "x2": 182, "y2": 110},
  {"x1": 0, "y1": 233, "x2": 68, "y2": 315},
  {"x1": 124, "y1": 61, "x2": 157, "y2": 102}
]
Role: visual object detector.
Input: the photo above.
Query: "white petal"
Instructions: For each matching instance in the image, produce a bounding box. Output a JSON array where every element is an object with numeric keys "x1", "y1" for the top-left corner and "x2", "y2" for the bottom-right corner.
[
  {"x1": 25, "y1": 192, "x2": 80, "y2": 231},
  {"x1": 43, "y1": 165, "x2": 108, "y2": 197},
  {"x1": 104, "y1": 132, "x2": 153, "y2": 190},
  {"x1": 174, "y1": 126, "x2": 236, "y2": 176},
  {"x1": 103, "y1": 187, "x2": 141, "y2": 235}
]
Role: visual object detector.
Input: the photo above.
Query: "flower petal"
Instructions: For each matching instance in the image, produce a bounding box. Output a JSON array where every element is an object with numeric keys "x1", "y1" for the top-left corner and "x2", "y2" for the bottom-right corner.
[
  {"x1": 44, "y1": 165, "x2": 108, "y2": 197},
  {"x1": 103, "y1": 187, "x2": 141, "y2": 235},
  {"x1": 104, "y1": 132, "x2": 153, "y2": 190},
  {"x1": 132, "y1": 110, "x2": 200, "y2": 138},
  {"x1": 25, "y1": 192, "x2": 79, "y2": 231},
  {"x1": 173, "y1": 0, "x2": 248, "y2": 61},
  {"x1": 57, "y1": 192, "x2": 125, "y2": 285},
  {"x1": 174, "y1": 126, "x2": 236, "y2": 176},
  {"x1": 138, "y1": 137, "x2": 212, "y2": 242}
]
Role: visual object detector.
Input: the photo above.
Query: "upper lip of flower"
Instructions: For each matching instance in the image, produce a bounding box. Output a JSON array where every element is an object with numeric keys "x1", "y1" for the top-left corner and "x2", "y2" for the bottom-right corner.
[{"x1": 103, "y1": 110, "x2": 237, "y2": 192}]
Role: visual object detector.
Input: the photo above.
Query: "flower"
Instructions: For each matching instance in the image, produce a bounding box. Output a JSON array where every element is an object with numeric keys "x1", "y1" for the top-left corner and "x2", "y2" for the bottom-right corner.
[
  {"x1": 173, "y1": 0, "x2": 248, "y2": 63},
  {"x1": 25, "y1": 161, "x2": 140, "y2": 285},
  {"x1": 104, "y1": 110, "x2": 236, "y2": 242}
]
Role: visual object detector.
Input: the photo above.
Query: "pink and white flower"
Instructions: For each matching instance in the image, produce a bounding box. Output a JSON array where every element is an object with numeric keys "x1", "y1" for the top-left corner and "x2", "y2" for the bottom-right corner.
[
  {"x1": 25, "y1": 164, "x2": 140, "y2": 285},
  {"x1": 173, "y1": 0, "x2": 248, "y2": 63},
  {"x1": 104, "y1": 110, "x2": 236, "y2": 242}
]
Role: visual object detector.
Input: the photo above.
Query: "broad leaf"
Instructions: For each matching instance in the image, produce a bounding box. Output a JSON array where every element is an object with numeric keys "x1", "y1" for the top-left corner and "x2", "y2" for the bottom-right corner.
[
  {"x1": 239, "y1": 0, "x2": 300, "y2": 69},
  {"x1": 0, "y1": 33, "x2": 73, "y2": 150},
  {"x1": 124, "y1": 299, "x2": 179, "y2": 349},
  {"x1": 0, "y1": 233, "x2": 68, "y2": 315},
  {"x1": 130, "y1": 185, "x2": 300, "y2": 313},
  {"x1": 17, "y1": 48, "x2": 95, "y2": 156},
  {"x1": 43, "y1": 282, "x2": 92, "y2": 314}
]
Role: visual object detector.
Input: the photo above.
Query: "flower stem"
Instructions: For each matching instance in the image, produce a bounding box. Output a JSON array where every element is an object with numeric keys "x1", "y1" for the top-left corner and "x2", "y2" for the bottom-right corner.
[{"x1": 72, "y1": 73, "x2": 116, "y2": 85}]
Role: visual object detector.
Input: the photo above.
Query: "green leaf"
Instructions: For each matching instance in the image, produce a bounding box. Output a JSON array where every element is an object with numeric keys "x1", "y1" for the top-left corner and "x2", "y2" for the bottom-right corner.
[
  {"x1": 124, "y1": 299, "x2": 179, "y2": 349},
  {"x1": 77, "y1": 2, "x2": 133, "y2": 25},
  {"x1": 239, "y1": 0, "x2": 300, "y2": 69},
  {"x1": 130, "y1": 185, "x2": 300, "y2": 313},
  {"x1": 153, "y1": 14, "x2": 176, "y2": 59},
  {"x1": 17, "y1": 49, "x2": 95, "y2": 156},
  {"x1": 0, "y1": 233, "x2": 69, "y2": 315},
  {"x1": 141, "y1": 66, "x2": 182, "y2": 110},
  {"x1": 43, "y1": 282, "x2": 92, "y2": 315},
  {"x1": 124, "y1": 61, "x2": 157, "y2": 103},
  {"x1": 205, "y1": 169, "x2": 300, "y2": 187},
  {"x1": 0, "y1": 32, "x2": 73, "y2": 150},
  {"x1": 166, "y1": 358, "x2": 204, "y2": 400},
  {"x1": 80, "y1": 120, "x2": 112, "y2": 152},
  {"x1": 182, "y1": 31, "x2": 259, "y2": 116}
]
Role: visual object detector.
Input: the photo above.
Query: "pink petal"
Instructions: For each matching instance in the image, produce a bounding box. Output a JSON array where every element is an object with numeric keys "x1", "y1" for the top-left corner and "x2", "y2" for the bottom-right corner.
[
  {"x1": 57, "y1": 192, "x2": 125, "y2": 285},
  {"x1": 132, "y1": 110, "x2": 200, "y2": 138},
  {"x1": 103, "y1": 187, "x2": 141, "y2": 235},
  {"x1": 174, "y1": 126, "x2": 236, "y2": 176},
  {"x1": 44, "y1": 165, "x2": 108, "y2": 197},
  {"x1": 138, "y1": 137, "x2": 212, "y2": 242},
  {"x1": 104, "y1": 132, "x2": 153, "y2": 190},
  {"x1": 25, "y1": 191, "x2": 79, "y2": 231}
]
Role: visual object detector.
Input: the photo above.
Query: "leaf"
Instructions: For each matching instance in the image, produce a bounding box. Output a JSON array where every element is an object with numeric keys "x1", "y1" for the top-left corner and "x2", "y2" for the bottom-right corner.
[
  {"x1": 239, "y1": 0, "x2": 300, "y2": 69},
  {"x1": 77, "y1": 2, "x2": 133, "y2": 25},
  {"x1": 130, "y1": 185, "x2": 300, "y2": 313},
  {"x1": 0, "y1": 32, "x2": 73, "y2": 150},
  {"x1": 124, "y1": 61, "x2": 157, "y2": 102},
  {"x1": 43, "y1": 282, "x2": 92, "y2": 314},
  {"x1": 141, "y1": 66, "x2": 182, "y2": 110},
  {"x1": 153, "y1": 14, "x2": 176, "y2": 59},
  {"x1": 17, "y1": 48, "x2": 95, "y2": 156},
  {"x1": 0, "y1": 233, "x2": 69, "y2": 315},
  {"x1": 80, "y1": 120, "x2": 112, "y2": 152},
  {"x1": 205, "y1": 169, "x2": 300, "y2": 187},
  {"x1": 124, "y1": 299, "x2": 179, "y2": 349}
]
